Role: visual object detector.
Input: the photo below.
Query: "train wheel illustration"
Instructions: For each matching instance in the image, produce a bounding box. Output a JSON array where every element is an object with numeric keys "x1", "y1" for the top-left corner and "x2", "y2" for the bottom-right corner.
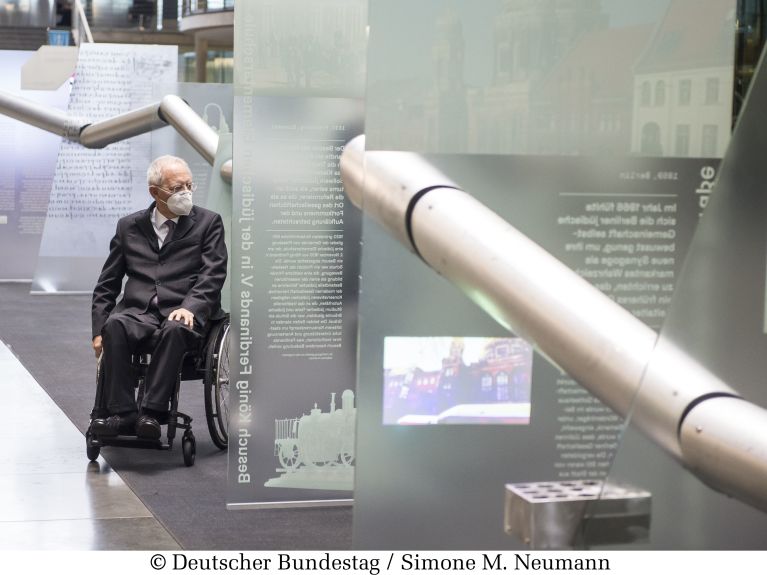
[
  {"x1": 340, "y1": 434, "x2": 355, "y2": 466},
  {"x1": 278, "y1": 440, "x2": 300, "y2": 470},
  {"x1": 340, "y1": 449, "x2": 354, "y2": 467}
]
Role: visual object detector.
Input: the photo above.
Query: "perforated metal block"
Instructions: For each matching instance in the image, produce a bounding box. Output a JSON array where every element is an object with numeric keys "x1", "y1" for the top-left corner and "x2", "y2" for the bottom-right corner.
[{"x1": 504, "y1": 480, "x2": 651, "y2": 549}]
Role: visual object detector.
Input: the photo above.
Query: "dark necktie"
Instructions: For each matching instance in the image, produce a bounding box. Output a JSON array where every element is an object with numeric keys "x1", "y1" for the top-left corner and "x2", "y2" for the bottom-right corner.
[
  {"x1": 161, "y1": 219, "x2": 176, "y2": 247},
  {"x1": 151, "y1": 220, "x2": 176, "y2": 309}
]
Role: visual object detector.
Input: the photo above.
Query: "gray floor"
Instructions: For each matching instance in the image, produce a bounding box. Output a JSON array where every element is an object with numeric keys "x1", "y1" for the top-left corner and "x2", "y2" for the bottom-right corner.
[
  {"x1": 0, "y1": 341, "x2": 179, "y2": 550},
  {"x1": 0, "y1": 283, "x2": 352, "y2": 549}
]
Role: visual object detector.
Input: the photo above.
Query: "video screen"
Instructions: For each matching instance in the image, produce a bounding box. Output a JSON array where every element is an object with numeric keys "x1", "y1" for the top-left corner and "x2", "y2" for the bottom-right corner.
[{"x1": 383, "y1": 337, "x2": 534, "y2": 425}]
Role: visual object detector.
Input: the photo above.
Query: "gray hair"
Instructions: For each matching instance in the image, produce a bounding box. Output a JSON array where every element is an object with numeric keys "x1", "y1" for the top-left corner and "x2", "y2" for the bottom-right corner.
[{"x1": 146, "y1": 155, "x2": 191, "y2": 187}]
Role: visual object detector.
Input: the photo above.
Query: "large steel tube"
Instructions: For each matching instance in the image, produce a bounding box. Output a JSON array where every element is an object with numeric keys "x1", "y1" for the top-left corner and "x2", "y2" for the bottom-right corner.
[
  {"x1": 341, "y1": 134, "x2": 767, "y2": 512},
  {"x1": 80, "y1": 102, "x2": 167, "y2": 148},
  {"x1": 0, "y1": 89, "x2": 84, "y2": 140},
  {"x1": 159, "y1": 95, "x2": 219, "y2": 165}
]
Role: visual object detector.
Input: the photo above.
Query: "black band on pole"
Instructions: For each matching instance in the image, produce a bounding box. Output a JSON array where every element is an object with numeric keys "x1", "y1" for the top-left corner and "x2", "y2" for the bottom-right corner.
[
  {"x1": 404, "y1": 185, "x2": 462, "y2": 260},
  {"x1": 676, "y1": 391, "x2": 742, "y2": 440}
]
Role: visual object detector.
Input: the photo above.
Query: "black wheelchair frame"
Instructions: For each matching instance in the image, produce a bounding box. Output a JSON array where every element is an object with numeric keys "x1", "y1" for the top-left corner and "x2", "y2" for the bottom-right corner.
[{"x1": 86, "y1": 315, "x2": 230, "y2": 467}]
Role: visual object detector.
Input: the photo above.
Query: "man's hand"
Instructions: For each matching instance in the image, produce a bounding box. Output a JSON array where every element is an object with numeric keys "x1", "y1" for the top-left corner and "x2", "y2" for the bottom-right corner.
[
  {"x1": 169, "y1": 307, "x2": 195, "y2": 328},
  {"x1": 92, "y1": 335, "x2": 103, "y2": 358}
]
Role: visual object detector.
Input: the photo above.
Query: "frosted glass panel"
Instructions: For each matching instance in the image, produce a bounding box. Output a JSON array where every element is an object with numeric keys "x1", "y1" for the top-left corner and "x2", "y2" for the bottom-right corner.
[
  {"x1": 597, "y1": 49, "x2": 767, "y2": 549},
  {"x1": 228, "y1": 0, "x2": 366, "y2": 508},
  {"x1": 366, "y1": 0, "x2": 735, "y2": 157},
  {"x1": 352, "y1": 0, "x2": 738, "y2": 550}
]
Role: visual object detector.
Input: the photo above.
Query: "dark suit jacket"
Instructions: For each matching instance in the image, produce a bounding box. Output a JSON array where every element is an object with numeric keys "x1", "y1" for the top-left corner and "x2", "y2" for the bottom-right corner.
[{"x1": 92, "y1": 203, "x2": 228, "y2": 339}]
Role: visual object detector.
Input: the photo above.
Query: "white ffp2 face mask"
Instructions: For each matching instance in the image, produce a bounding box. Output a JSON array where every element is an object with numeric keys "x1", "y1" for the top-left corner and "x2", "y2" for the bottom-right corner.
[{"x1": 163, "y1": 190, "x2": 193, "y2": 216}]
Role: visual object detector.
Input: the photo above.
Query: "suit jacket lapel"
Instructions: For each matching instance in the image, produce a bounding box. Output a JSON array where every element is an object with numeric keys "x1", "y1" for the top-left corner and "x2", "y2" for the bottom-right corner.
[{"x1": 137, "y1": 203, "x2": 159, "y2": 253}]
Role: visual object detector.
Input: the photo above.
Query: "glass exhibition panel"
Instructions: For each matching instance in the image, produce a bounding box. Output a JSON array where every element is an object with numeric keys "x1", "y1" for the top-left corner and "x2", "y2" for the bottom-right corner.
[
  {"x1": 228, "y1": 0, "x2": 366, "y2": 507},
  {"x1": 352, "y1": 0, "x2": 740, "y2": 549},
  {"x1": 595, "y1": 44, "x2": 767, "y2": 548}
]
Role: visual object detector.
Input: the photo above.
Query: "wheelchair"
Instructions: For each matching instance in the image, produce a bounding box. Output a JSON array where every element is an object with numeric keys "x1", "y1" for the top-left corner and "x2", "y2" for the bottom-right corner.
[{"x1": 85, "y1": 314, "x2": 231, "y2": 467}]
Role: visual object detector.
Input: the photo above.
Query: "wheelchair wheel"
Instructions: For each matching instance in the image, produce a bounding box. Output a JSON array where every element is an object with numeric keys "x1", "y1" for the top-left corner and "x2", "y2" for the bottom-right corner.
[
  {"x1": 204, "y1": 319, "x2": 230, "y2": 450},
  {"x1": 182, "y1": 430, "x2": 196, "y2": 467}
]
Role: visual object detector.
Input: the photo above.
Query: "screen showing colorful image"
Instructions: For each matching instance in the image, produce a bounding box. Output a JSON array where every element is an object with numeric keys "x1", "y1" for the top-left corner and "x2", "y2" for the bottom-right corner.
[{"x1": 383, "y1": 336, "x2": 534, "y2": 425}]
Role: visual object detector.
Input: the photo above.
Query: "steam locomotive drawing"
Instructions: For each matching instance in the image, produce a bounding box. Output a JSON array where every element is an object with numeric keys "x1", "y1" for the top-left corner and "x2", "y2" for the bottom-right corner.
[{"x1": 273, "y1": 389, "x2": 356, "y2": 472}]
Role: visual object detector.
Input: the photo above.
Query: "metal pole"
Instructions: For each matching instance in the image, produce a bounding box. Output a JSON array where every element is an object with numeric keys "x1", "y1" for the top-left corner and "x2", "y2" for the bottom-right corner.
[
  {"x1": 340, "y1": 134, "x2": 767, "y2": 513},
  {"x1": 74, "y1": 0, "x2": 94, "y2": 44},
  {"x1": 79, "y1": 102, "x2": 167, "y2": 148},
  {"x1": 0, "y1": 90, "x2": 84, "y2": 140},
  {"x1": 159, "y1": 95, "x2": 219, "y2": 166},
  {"x1": 0, "y1": 89, "x2": 232, "y2": 183}
]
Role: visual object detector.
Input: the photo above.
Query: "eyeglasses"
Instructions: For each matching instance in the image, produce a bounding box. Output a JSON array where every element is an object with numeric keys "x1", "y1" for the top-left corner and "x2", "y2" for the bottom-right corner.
[{"x1": 155, "y1": 182, "x2": 197, "y2": 195}]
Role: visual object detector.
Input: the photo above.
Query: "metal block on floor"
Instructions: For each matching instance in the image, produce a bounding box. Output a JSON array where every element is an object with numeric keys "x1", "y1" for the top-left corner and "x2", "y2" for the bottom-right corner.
[{"x1": 504, "y1": 480, "x2": 651, "y2": 549}]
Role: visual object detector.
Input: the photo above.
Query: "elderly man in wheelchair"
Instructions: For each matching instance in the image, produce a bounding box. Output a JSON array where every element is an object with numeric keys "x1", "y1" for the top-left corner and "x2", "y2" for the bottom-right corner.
[{"x1": 87, "y1": 155, "x2": 229, "y2": 465}]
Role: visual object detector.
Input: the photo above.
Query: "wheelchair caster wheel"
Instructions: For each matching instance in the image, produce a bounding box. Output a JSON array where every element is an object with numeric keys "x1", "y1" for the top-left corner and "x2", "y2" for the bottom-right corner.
[
  {"x1": 86, "y1": 430, "x2": 100, "y2": 461},
  {"x1": 182, "y1": 431, "x2": 196, "y2": 467}
]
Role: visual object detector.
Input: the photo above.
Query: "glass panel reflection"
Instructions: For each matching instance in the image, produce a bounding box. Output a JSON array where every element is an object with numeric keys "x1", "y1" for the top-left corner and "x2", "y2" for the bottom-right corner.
[{"x1": 366, "y1": 0, "x2": 735, "y2": 157}]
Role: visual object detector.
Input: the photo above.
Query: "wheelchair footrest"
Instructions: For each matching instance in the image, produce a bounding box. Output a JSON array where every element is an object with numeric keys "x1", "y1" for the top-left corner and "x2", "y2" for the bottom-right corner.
[{"x1": 91, "y1": 435, "x2": 170, "y2": 450}]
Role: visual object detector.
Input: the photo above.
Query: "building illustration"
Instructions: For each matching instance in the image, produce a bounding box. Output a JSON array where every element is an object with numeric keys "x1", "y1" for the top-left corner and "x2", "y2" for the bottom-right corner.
[
  {"x1": 383, "y1": 337, "x2": 534, "y2": 425},
  {"x1": 631, "y1": 0, "x2": 735, "y2": 157}
]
